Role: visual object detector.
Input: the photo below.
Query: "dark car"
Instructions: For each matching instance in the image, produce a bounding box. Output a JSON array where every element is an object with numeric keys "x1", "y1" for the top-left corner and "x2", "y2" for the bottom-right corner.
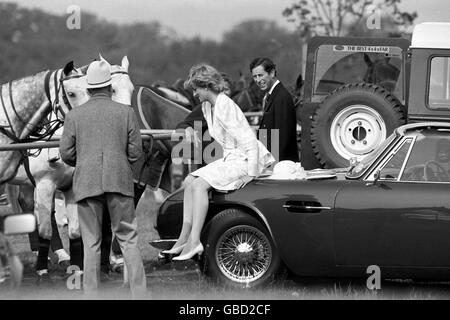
[{"x1": 151, "y1": 122, "x2": 450, "y2": 288}]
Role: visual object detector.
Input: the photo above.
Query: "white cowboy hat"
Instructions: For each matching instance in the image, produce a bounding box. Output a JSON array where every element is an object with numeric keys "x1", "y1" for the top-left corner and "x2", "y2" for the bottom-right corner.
[{"x1": 86, "y1": 60, "x2": 111, "y2": 89}]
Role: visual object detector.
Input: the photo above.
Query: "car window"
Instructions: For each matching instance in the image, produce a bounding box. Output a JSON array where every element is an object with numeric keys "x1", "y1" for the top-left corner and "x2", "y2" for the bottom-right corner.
[
  {"x1": 428, "y1": 56, "x2": 450, "y2": 110},
  {"x1": 379, "y1": 139, "x2": 412, "y2": 180},
  {"x1": 313, "y1": 45, "x2": 404, "y2": 102},
  {"x1": 401, "y1": 133, "x2": 450, "y2": 182}
]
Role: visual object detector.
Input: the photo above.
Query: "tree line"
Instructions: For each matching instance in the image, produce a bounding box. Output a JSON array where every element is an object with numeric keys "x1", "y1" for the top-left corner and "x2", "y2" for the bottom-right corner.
[
  {"x1": 0, "y1": 3, "x2": 302, "y2": 91},
  {"x1": 0, "y1": 1, "x2": 415, "y2": 93}
]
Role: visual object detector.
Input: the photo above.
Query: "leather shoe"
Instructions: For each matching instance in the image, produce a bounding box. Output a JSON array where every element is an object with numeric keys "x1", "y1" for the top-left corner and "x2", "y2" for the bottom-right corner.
[
  {"x1": 161, "y1": 243, "x2": 186, "y2": 255},
  {"x1": 172, "y1": 243, "x2": 204, "y2": 261}
]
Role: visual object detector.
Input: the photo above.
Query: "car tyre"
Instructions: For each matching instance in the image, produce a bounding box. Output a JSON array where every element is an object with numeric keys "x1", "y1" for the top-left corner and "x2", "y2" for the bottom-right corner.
[
  {"x1": 311, "y1": 83, "x2": 405, "y2": 168},
  {"x1": 202, "y1": 208, "x2": 282, "y2": 289}
]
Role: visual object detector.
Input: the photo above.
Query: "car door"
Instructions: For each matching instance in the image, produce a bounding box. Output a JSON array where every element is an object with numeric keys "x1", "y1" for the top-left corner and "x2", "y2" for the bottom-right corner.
[{"x1": 334, "y1": 133, "x2": 450, "y2": 267}]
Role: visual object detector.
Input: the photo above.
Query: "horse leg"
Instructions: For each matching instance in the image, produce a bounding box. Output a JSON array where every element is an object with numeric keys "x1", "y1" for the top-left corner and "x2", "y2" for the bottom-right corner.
[
  {"x1": 34, "y1": 180, "x2": 55, "y2": 240},
  {"x1": 50, "y1": 207, "x2": 70, "y2": 268},
  {"x1": 146, "y1": 188, "x2": 169, "y2": 229},
  {"x1": 0, "y1": 184, "x2": 8, "y2": 206},
  {"x1": 33, "y1": 180, "x2": 56, "y2": 279},
  {"x1": 7, "y1": 255, "x2": 23, "y2": 288},
  {"x1": 17, "y1": 185, "x2": 40, "y2": 252},
  {"x1": 4, "y1": 184, "x2": 21, "y2": 214},
  {"x1": 62, "y1": 188, "x2": 83, "y2": 270}
]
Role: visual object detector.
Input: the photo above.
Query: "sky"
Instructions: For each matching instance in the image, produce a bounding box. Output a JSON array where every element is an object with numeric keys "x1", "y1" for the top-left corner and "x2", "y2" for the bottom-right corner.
[{"x1": 6, "y1": 0, "x2": 450, "y2": 40}]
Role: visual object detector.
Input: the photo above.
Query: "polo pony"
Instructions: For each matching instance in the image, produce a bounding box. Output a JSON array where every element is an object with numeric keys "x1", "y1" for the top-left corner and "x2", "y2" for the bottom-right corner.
[{"x1": 1, "y1": 56, "x2": 134, "y2": 242}]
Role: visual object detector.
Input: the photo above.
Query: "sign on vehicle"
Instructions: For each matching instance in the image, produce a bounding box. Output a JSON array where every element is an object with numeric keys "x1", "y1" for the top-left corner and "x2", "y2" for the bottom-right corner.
[{"x1": 333, "y1": 45, "x2": 390, "y2": 53}]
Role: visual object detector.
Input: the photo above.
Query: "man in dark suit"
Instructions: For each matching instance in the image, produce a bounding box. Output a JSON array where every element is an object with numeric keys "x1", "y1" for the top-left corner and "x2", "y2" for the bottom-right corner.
[
  {"x1": 60, "y1": 60, "x2": 146, "y2": 296},
  {"x1": 250, "y1": 57, "x2": 299, "y2": 162}
]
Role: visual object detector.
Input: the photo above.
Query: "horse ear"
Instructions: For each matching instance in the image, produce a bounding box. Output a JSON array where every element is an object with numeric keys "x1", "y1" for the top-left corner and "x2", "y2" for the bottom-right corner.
[
  {"x1": 98, "y1": 53, "x2": 109, "y2": 64},
  {"x1": 121, "y1": 56, "x2": 129, "y2": 72},
  {"x1": 63, "y1": 61, "x2": 75, "y2": 76},
  {"x1": 364, "y1": 53, "x2": 372, "y2": 67},
  {"x1": 80, "y1": 64, "x2": 89, "y2": 75}
]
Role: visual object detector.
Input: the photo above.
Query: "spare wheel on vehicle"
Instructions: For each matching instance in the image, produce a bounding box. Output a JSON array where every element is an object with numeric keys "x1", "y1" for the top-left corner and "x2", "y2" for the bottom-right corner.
[{"x1": 311, "y1": 83, "x2": 405, "y2": 168}]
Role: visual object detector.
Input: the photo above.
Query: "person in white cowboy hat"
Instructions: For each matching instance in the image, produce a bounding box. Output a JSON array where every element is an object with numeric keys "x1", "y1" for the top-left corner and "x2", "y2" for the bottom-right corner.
[{"x1": 59, "y1": 59, "x2": 147, "y2": 296}]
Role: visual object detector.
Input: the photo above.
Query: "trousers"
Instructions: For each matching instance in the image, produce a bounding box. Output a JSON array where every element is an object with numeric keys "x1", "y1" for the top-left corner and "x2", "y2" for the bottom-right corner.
[{"x1": 77, "y1": 192, "x2": 146, "y2": 295}]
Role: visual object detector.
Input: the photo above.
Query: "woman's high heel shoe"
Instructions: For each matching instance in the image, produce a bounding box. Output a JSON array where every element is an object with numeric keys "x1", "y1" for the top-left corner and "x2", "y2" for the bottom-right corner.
[
  {"x1": 172, "y1": 243, "x2": 204, "y2": 261},
  {"x1": 161, "y1": 243, "x2": 186, "y2": 255}
]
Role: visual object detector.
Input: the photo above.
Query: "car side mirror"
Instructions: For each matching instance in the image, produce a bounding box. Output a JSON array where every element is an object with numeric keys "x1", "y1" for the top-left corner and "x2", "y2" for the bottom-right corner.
[
  {"x1": 366, "y1": 170, "x2": 381, "y2": 186},
  {"x1": 4, "y1": 214, "x2": 36, "y2": 235}
]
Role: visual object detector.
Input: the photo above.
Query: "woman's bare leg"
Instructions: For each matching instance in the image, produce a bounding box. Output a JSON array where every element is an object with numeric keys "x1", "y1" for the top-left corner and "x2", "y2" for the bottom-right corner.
[
  {"x1": 179, "y1": 177, "x2": 211, "y2": 255},
  {"x1": 166, "y1": 175, "x2": 195, "y2": 252}
]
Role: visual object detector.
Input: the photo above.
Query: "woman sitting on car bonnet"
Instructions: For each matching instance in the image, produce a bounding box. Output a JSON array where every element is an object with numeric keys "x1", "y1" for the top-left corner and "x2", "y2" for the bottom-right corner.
[{"x1": 163, "y1": 64, "x2": 275, "y2": 261}]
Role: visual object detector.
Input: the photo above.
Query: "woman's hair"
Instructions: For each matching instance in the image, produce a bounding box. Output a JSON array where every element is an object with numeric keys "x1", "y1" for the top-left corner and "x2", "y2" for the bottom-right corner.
[{"x1": 184, "y1": 64, "x2": 225, "y2": 93}]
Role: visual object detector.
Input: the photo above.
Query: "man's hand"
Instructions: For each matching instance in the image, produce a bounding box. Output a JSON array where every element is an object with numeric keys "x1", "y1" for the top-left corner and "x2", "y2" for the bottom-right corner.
[
  {"x1": 235, "y1": 175, "x2": 255, "y2": 189},
  {"x1": 185, "y1": 127, "x2": 201, "y2": 148}
]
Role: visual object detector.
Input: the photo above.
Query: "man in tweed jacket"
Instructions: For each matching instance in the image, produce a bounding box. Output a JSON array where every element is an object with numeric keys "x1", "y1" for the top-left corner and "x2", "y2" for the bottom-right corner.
[{"x1": 60, "y1": 60, "x2": 146, "y2": 296}]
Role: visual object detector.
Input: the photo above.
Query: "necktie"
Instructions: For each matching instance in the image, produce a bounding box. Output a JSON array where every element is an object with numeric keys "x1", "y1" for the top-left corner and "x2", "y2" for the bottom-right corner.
[{"x1": 262, "y1": 92, "x2": 270, "y2": 111}]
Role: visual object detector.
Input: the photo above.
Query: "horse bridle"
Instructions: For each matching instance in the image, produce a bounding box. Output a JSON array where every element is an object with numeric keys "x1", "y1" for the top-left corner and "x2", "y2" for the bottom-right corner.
[
  {"x1": 47, "y1": 68, "x2": 129, "y2": 122},
  {"x1": 0, "y1": 67, "x2": 129, "y2": 186},
  {"x1": 0, "y1": 71, "x2": 61, "y2": 144}
]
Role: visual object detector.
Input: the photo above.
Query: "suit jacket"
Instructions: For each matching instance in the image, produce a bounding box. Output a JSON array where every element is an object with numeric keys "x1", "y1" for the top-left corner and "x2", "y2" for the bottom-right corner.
[
  {"x1": 60, "y1": 94, "x2": 142, "y2": 202},
  {"x1": 258, "y1": 82, "x2": 299, "y2": 162},
  {"x1": 176, "y1": 103, "x2": 207, "y2": 132}
]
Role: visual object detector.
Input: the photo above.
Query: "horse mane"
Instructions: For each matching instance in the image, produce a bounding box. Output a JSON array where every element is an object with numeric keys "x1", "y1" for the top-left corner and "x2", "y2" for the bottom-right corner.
[{"x1": 4, "y1": 70, "x2": 49, "y2": 86}]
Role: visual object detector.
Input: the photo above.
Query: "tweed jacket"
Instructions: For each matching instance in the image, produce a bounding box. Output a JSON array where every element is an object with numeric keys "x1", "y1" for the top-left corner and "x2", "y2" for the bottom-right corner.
[
  {"x1": 60, "y1": 94, "x2": 142, "y2": 202},
  {"x1": 258, "y1": 82, "x2": 299, "y2": 162},
  {"x1": 202, "y1": 93, "x2": 275, "y2": 177}
]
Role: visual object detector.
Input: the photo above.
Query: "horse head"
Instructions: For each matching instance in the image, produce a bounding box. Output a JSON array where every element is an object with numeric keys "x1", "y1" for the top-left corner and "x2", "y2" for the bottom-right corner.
[
  {"x1": 61, "y1": 55, "x2": 135, "y2": 107},
  {"x1": 232, "y1": 77, "x2": 264, "y2": 112}
]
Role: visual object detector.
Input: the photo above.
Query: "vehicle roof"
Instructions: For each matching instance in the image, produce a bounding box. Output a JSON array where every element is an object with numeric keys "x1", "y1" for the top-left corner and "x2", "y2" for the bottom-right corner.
[
  {"x1": 396, "y1": 122, "x2": 450, "y2": 135},
  {"x1": 411, "y1": 22, "x2": 450, "y2": 49}
]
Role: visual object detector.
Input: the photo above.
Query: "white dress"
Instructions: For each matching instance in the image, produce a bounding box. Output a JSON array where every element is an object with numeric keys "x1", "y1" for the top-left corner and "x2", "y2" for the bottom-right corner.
[{"x1": 191, "y1": 93, "x2": 275, "y2": 191}]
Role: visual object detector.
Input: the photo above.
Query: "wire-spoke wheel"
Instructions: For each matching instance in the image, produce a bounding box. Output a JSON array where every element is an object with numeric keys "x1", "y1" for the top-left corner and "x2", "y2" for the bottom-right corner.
[
  {"x1": 216, "y1": 225, "x2": 272, "y2": 283},
  {"x1": 204, "y1": 209, "x2": 281, "y2": 288}
]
